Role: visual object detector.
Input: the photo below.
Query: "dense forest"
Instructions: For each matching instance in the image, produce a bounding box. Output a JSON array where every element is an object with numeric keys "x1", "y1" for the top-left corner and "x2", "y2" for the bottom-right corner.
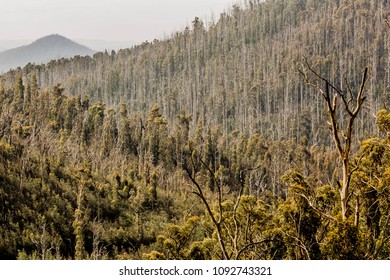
[{"x1": 0, "y1": 0, "x2": 389, "y2": 260}]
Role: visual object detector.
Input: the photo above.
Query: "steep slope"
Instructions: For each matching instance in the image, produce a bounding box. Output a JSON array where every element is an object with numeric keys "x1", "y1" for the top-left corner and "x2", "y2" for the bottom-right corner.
[
  {"x1": 1, "y1": 0, "x2": 389, "y2": 144},
  {"x1": 0, "y1": 34, "x2": 94, "y2": 73}
]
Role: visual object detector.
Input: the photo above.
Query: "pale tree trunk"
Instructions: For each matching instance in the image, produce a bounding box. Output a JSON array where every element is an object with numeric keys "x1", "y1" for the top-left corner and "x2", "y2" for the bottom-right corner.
[
  {"x1": 340, "y1": 158, "x2": 349, "y2": 220},
  {"x1": 300, "y1": 64, "x2": 368, "y2": 221}
]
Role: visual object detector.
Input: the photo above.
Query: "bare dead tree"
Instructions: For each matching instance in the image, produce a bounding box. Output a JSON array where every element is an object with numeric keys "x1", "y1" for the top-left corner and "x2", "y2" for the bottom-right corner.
[
  {"x1": 31, "y1": 222, "x2": 55, "y2": 260},
  {"x1": 91, "y1": 219, "x2": 106, "y2": 260},
  {"x1": 299, "y1": 62, "x2": 369, "y2": 221},
  {"x1": 185, "y1": 154, "x2": 273, "y2": 260},
  {"x1": 184, "y1": 155, "x2": 229, "y2": 260}
]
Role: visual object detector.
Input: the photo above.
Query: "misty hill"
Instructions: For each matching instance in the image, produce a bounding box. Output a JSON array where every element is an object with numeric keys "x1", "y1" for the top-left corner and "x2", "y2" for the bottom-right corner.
[{"x1": 0, "y1": 34, "x2": 94, "y2": 73}]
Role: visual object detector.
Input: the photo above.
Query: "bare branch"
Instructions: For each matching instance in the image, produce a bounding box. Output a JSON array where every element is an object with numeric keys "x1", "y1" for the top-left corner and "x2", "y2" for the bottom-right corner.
[
  {"x1": 184, "y1": 156, "x2": 229, "y2": 260},
  {"x1": 353, "y1": 67, "x2": 369, "y2": 116},
  {"x1": 300, "y1": 61, "x2": 368, "y2": 220},
  {"x1": 199, "y1": 158, "x2": 223, "y2": 223},
  {"x1": 304, "y1": 60, "x2": 343, "y2": 96},
  {"x1": 298, "y1": 67, "x2": 327, "y2": 100},
  {"x1": 281, "y1": 229, "x2": 311, "y2": 260},
  {"x1": 236, "y1": 239, "x2": 273, "y2": 260}
]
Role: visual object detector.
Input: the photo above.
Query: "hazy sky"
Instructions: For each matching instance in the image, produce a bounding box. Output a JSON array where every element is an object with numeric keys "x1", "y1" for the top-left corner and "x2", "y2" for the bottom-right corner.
[{"x1": 1, "y1": 0, "x2": 236, "y2": 42}]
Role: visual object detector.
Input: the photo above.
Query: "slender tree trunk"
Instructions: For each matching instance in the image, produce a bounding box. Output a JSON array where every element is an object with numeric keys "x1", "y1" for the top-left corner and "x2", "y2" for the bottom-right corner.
[
  {"x1": 300, "y1": 64, "x2": 368, "y2": 221},
  {"x1": 340, "y1": 159, "x2": 349, "y2": 220}
]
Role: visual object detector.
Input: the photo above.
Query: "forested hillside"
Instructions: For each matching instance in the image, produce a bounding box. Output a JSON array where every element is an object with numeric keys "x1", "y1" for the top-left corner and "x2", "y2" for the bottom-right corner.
[
  {"x1": 0, "y1": 0, "x2": 389, "y2": 260},
  {"x1": 2, "y1": 0, "x2": 389, "y2": 143}
]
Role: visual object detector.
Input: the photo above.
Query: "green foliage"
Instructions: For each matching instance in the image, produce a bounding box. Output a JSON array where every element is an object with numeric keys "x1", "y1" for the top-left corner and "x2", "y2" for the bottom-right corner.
[
  {"x1": 147, "y1": 216, "x2": 204, "y2": 260},
  {"x1": 377, "y1": 109, "x2": 390, "y2": 134},
  {"x1": 279, "y1": 170, "x2": 322, "y2": 259},
  {"x1": 322, "y1": 220, "x2": 362, "y2": 259},
  {"x1": 0, "y1": 76, "x2": 388, "y2": 259},
  {"x1": 0, "y1": 0, "x2": 389, "y2": 260}
]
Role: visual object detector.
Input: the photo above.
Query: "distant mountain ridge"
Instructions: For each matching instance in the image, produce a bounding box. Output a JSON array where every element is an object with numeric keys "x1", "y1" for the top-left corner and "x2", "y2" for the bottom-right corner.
[{"x1": 0, "y1": 34, "x2": 95, "y2": 73}]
